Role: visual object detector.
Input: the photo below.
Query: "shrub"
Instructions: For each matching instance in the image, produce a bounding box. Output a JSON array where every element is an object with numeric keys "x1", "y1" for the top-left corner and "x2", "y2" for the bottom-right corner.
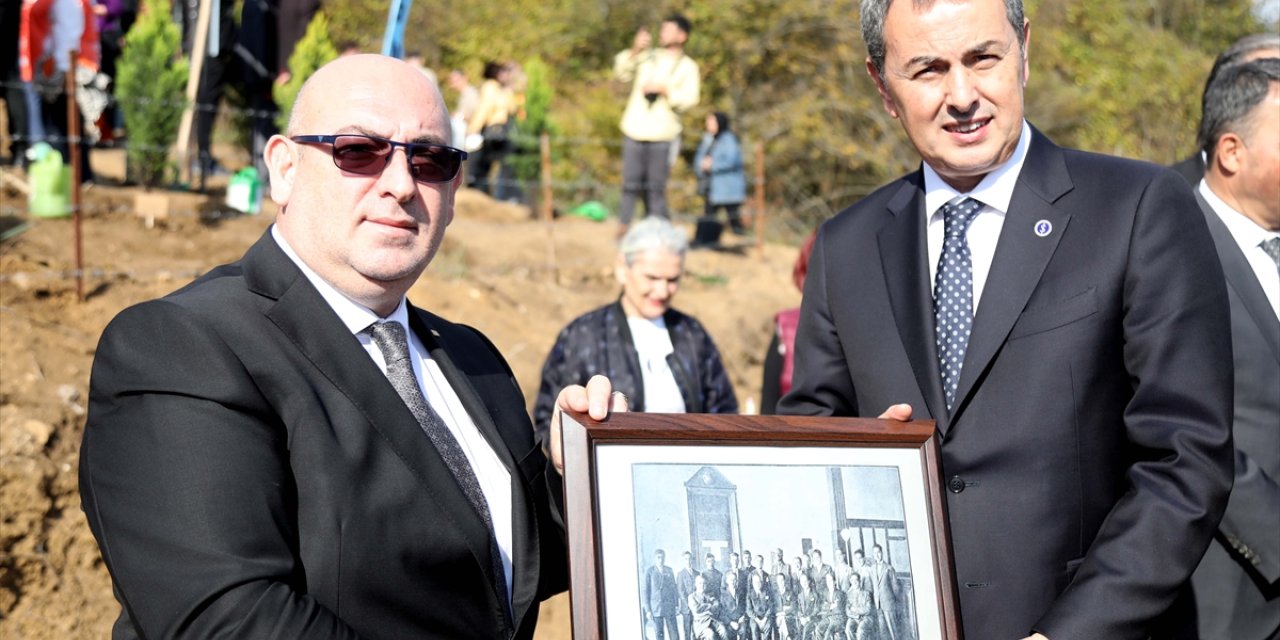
[
  {"x1": 273, "y1": 13, "x2": 339, "y2": 131},
  {"x1": 509, "y1": 58, "x2": 554, "y2": 184},
  {"x1": 115, "y1": 0, "x2": 188, "y2": 188}
]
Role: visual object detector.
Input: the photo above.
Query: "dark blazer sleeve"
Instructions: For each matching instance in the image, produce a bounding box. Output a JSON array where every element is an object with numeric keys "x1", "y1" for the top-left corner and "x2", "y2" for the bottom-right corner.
[
  {"x1": 1199, "y1": 201, "x2": 1280, "y2": 588},
  {"x1": 1033, "y1": 167, "x2": 1234, "y2": 639},
  {"x1": 532, "y1": 325, "x2": 576, "y2": 443},
  {"x1": 688, "y1": 315, "x2": 739, "y2": 415},
  {"x1": 759, "y1": 329, "x2": 783, "y2": 415},
  {"x1": 79, "y1": 300, "x2": 363, "y2": 639}
]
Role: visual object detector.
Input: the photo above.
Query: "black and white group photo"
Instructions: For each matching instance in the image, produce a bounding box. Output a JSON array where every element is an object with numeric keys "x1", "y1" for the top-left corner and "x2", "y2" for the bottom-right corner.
[{"x1": 627, "y1": 462, "x2": 921, "y2": 640}]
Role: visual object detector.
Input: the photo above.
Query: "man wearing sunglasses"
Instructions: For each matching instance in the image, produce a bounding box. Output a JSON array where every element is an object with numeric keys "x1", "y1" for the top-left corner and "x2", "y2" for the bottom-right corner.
[{"x1": 79, "y1": 54, "x2": 619, "y2": 639}]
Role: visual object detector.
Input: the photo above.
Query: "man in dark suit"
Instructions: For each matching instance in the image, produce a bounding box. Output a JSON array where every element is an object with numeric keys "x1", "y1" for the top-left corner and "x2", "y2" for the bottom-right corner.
[
  {"x1": 644, "y1": 549, "x2": 681, "y2": 640},
  {"x1": 1188, "y1": 58, "x2": 1280, "y2": 640},
  {"x1": 1171, "y1": 33, "x2": 1280, "y2": 186},
  {"x1": 78, "y1": 54, "x2": 618, "y2": 639},
  {"x1": 780, "y1": 1, "x2": 1234, "y2": 638}
]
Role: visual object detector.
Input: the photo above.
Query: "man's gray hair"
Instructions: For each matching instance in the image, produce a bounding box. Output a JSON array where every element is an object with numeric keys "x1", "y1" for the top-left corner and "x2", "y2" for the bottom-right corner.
[
  {"x1": 1214, "y1": 33, "x2": 1280, "y2": 73},
  {"x1": 861, "y1": 0, "x2": 1026, "y2": 76},
  {"x1": 1198, "y1": 58, "x2": 1280, "y2": 161},
  {"x1": 619, "y1": 217, "x2": 688, "y2": 265},
  {"x1": 1201, "y1": 33, "x2": 1280, "y2": 105}
]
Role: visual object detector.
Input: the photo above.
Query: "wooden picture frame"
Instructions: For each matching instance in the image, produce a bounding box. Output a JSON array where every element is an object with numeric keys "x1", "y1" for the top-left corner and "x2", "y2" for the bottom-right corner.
[{"x1": 561, "y1": 412, "x2": 961, "y2": 640}]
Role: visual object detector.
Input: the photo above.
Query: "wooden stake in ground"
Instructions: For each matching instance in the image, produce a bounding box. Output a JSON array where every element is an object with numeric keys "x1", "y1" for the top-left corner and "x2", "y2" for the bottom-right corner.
[
  {"x1": 67, "y1": 50, "x2": 84, "y2": 301},
  {"x1": 541, "y1": 132, "x2": 558, "y2": 280},
  {"x1": 753, "y1": 141, "x2": 766, "y2": 259}
]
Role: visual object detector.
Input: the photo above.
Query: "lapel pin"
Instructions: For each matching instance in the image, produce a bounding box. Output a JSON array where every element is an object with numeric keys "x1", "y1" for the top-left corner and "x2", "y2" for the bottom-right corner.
[{"x1": 1034, "y1": 220, "x2": 1053, "y2": 237}]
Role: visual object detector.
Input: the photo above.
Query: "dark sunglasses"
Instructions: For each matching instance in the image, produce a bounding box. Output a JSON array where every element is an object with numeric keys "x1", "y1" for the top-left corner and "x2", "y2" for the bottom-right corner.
[{"x1": 290, "y1": 134, "x2": 468, "y2": 184}]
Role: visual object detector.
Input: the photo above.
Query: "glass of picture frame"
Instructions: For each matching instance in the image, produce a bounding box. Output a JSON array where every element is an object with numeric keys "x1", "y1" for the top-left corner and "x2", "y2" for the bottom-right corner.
[{"x1": 560, "y1": 412, "x2": 961, "y2": 640}]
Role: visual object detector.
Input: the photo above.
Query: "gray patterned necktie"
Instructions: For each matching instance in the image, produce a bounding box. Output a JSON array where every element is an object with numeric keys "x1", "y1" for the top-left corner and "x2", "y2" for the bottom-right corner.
[
  {"x1": 365, "y1": 321, "x2": 511, "y2": 626},
  {"x1": 934, "y1": 197, "x2": 983, "y2": 410},
  {"x1": 1260, "y1": 237, "x2": 1280, "y2": 274}
]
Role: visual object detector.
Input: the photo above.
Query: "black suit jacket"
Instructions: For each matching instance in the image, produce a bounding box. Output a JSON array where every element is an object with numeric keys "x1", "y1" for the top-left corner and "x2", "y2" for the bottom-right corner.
[
  {"x1": 1171, "y1": 152, "x2": 1206, "y2": 187},
  {"x1": 1191, "y1": 192, "x2": 1280, "y2": 639},
  {"x1": 80, "y1": 231, "x2": 566, "y2": 639},
  {"x1": 781, "y1": 127, "x2": 1234, "y2": 639}
]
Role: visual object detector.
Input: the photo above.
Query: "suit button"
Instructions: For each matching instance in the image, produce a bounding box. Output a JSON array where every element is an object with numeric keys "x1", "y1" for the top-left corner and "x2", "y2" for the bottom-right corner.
[{"x1": 949, "y1": 476, "x2": 966, "y2": 494}]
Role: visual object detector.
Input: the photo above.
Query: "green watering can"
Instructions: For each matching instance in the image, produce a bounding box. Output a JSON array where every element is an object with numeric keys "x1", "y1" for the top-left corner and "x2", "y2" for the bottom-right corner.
[
  {"x1": 27, "y1": 143, "x2": 71, "y2": 219},
  {"x1": 225, "y1": 167, "x2": 263, "y2": 215}
]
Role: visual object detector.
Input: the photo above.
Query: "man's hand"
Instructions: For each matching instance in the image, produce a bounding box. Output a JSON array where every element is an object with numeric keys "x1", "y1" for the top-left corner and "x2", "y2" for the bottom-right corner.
[
  {"x1": 877, "y1": 404, "x2": 913, "y2": 421},
  {"x1": 642, "y1": 82, "x2": 668, "y2": 96},
  {"x1": 549, "y1": 374, "x2": 627, "y2": 474}
]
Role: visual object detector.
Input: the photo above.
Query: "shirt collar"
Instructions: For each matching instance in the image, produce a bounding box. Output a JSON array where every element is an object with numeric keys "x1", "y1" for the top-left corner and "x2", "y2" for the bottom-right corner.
[
  {"x1": 270, "y1": 225, "x2": 407, "y2": 334},
  {"x1": 1199, "y1": 180, "x2": 1280, "y2": 246},
  {"x1": 923, "y1": 120, "x2": 1033, "y2": 217}
]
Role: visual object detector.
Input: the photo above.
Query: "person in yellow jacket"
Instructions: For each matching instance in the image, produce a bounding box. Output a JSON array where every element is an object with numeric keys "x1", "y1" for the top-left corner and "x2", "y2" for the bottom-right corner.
[
  {"x1": 467, "y1": 61, "x2": 515, "y2": 197},
  {"x1": 613, "y1": 13, "x2": 699, "y2": 235}
]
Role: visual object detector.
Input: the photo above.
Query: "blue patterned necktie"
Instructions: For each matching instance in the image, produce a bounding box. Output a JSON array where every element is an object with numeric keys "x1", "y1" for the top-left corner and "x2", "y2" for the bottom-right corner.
[
  {"x1": 365, "y1": 321, "x2": 511, "y2": 625},
  {"x1": 934, "y1": 197, "x2": 983, "y2": 410}
]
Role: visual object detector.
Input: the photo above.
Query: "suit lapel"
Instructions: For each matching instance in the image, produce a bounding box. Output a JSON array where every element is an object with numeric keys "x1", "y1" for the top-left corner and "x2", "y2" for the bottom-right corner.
[
  {"x1": 878, "y1": 176, "x2": 949, "y2": 429},
  {"x1": 1198, "y1": 192, "x2": 1280, "y2": 362},
  {"x1": 410, "y1": 309, "x2": 517, "y2": 472},
  {"x1": 243, "y1": 232, "x2": 499, "y2": 608},
  {"x1": 409, "y1": 307, "x2": 534, "y2": 633},
  {"x1": 952, "y1": 129, "x2": 1074, "y2": 421}
]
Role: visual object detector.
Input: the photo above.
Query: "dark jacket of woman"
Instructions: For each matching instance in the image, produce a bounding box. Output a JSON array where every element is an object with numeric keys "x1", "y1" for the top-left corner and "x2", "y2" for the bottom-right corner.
[{"x1": 533, "y1": 300, "x2": 738, "y2": 437}]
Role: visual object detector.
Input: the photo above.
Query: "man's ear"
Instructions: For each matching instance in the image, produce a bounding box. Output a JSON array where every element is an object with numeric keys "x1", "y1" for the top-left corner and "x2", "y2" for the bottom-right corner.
[
  {"x1": 264, "y1": 135, "x2": 297, "y2": 206},
  {"x1": 1213, "y1": 133, "x2": 1245, "y2": 176},
  {"x1": 866, "y1": 58, "x2": 899, "y2": 119},
  {"x1": 1020, "y1": 19, "x2": 1031, "y2": 87}
]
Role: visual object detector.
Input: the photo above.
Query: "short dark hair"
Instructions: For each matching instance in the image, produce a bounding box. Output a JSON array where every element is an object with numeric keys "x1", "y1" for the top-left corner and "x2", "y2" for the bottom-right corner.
[
  {"x1": 665, "y1": 13, "x2": 692, "y2": 37},
  {"x1": 1198, "y1": 58, "x2": 1280, "y2": 161},
  {"x1": 861, "y1": 0, "x2": 1026, "y2": 76},
  {"x1": 482, "y1": 61, "x2": 504, "y2": 81},
  {"x1": 712, "y1": 111, "x2": 731, "y2": 136}
]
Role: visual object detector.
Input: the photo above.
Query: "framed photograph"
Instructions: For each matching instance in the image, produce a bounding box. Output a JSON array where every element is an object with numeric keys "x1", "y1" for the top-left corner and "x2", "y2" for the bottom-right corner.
[{"x1": 561, "y1": 412, "x2": 960, "y2": 640}]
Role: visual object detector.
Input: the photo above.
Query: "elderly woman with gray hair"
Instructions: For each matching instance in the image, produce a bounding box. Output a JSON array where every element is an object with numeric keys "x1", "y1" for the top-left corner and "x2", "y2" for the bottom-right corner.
[{"x1": 533, "y1": 218, "x2": 738, "y2": 438}]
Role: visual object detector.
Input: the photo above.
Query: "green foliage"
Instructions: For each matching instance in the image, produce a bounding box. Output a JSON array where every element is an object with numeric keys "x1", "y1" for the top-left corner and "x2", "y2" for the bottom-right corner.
[
  {"x1": 324, "y1": 0, "x2": 1266, "y2": 231},
  {"x1": 508, "y1": 58, "x2": 554, "y2": 183},
  {"x1": 1029, "y1": 0, "x2": 1265, "y2": 163},
  {"x1": 115, "y1": 0, "x2": 188, "y2": 188},
  {"x1": 273, "y1": 13, "x2": 339, "y2": 131}
]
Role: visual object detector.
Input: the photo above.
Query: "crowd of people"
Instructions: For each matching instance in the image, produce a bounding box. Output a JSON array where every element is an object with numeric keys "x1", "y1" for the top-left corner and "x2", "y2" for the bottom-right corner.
[
  {"x1": 6, "y1": 0, "x2": 1272, "y2": 637},
  {"x1": 644, "y1": 546, "x2": 911, "y2": 640},
  {"x1": 1, "y1": 0, "x2": 533, "y2": 198}
]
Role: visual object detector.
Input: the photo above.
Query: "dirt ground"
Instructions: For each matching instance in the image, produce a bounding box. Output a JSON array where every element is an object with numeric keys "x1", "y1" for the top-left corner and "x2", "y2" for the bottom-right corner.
[{"x1": 0, "y1": 148, "x2": 803, "y2": 638}]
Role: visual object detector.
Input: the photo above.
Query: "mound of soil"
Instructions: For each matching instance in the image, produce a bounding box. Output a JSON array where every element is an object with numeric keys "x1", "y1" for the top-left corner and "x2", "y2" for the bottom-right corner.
[{"x1": 0, "y1": 151, "x2": 802, "y2": 638}]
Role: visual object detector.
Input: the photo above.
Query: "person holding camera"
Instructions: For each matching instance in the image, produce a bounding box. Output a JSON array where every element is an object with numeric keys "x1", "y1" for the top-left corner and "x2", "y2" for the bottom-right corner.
[{"x1": 612, "y1": 14, "x2": 700, "y2": 237}]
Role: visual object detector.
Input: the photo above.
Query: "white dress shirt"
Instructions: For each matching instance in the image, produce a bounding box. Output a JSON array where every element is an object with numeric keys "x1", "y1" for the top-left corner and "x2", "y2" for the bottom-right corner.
[
  {"x1": 627, "y1": 315, "x2": 687, "y2": 413},
  {"x1": 923, "y1": 120, "x2": 1034, "y2": 312},
  {"x1": 271, "y1": 226, "x2": 514, "y2": 606},
  {"x1": 1199, "y1": 181, "x2": 1280, "y2": 320}
]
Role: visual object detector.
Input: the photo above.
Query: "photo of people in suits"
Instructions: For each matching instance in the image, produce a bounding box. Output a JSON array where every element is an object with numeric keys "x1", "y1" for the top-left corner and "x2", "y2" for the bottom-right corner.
[{"x1": 625, "y1": 462, "x2": 920, "y2": 639}]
